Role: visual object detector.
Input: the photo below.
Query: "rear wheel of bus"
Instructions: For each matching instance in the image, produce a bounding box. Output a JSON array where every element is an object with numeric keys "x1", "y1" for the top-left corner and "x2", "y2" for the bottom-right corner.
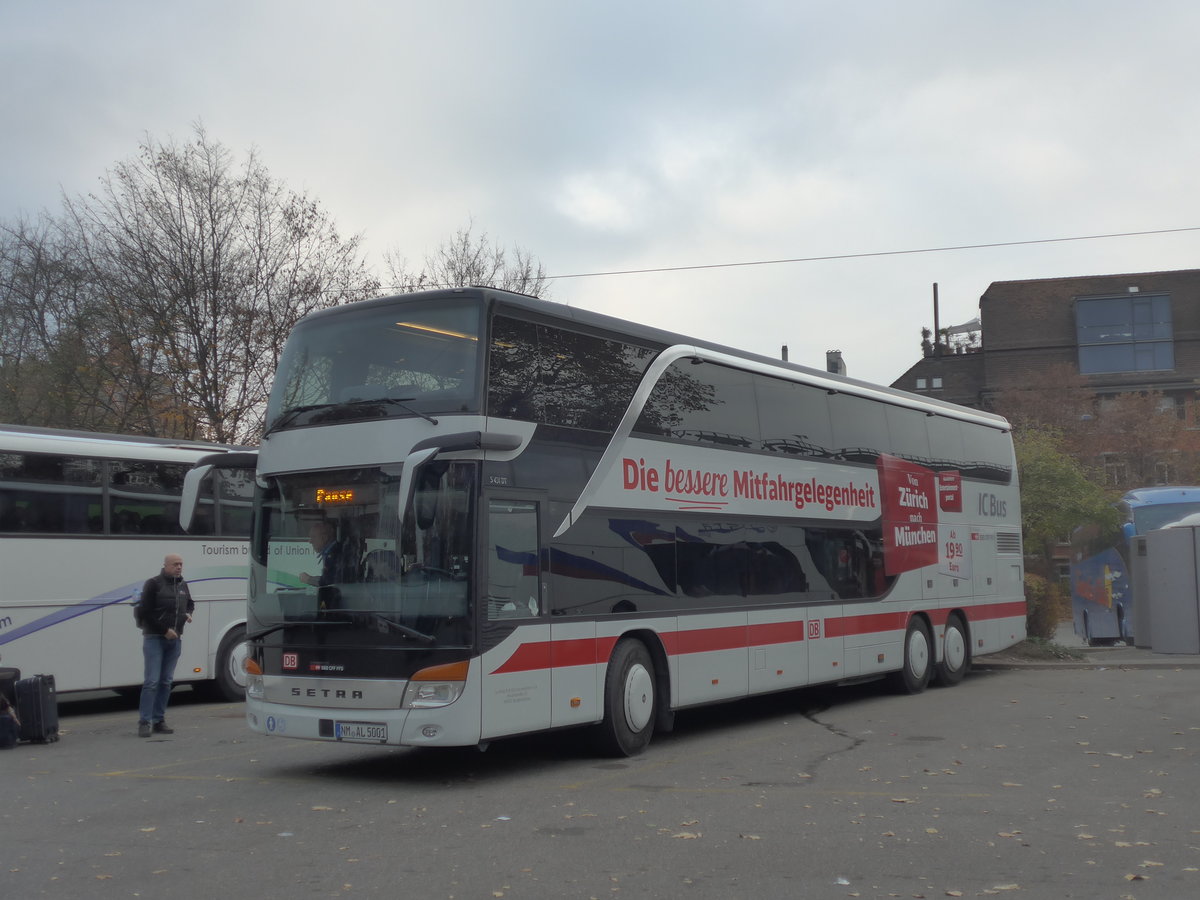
[
  {"x1": 934, "y1": 612, "x2": 970, "y2": 686},
  {"x1": 598, "y1": 638, "x2": 656, "y2": 757}
]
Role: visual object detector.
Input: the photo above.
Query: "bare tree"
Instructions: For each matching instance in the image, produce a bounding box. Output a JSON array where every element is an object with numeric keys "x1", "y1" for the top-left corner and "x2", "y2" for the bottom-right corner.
[
  {"x1": 52, "y1": 125, "x2": 380, "y2": 443},
  {"x1": 384, "y1": 220, "x2": 551, "y2": 297},
  {"x1": 0, "y1": 215, "x2": 106, "y2": 427}
]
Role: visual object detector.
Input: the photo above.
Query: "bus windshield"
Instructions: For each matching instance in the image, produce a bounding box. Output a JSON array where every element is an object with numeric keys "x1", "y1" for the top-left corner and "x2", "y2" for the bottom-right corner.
[
  {"x1": 250, "y1": 461, "x2": 476, "y2": 648},
  {"x1": 265, "y1": 298, "x2": 483, "y2": 432},
  {"x1": 1131, "y1": 501, "x2": 1200, "y2": 533}
]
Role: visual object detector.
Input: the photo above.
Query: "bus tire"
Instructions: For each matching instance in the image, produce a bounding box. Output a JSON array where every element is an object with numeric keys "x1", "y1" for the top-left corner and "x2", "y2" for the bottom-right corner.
[
  {"x1": 205, "y1": 626, "x2": 248, "y2": 702},
  {"x1": 934, "y1": 613, "x2": 970, "y2": 686},
  {"x1": 598, "y1": 639, "x2": 656, "y2": 757},
  {"x1": 893, "y1": 617, "x2": 932, "y2": 694}
]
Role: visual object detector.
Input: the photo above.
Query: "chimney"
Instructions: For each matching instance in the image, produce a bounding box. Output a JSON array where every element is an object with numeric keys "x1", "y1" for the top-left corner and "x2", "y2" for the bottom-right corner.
[{"x1": 826, "y1": 350, "x2": 846, "y2": 376}]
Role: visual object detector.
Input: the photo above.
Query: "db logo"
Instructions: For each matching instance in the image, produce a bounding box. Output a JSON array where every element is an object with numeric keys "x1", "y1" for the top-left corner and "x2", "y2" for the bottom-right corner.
[
  {"x1": 283, "y1": 652, "x2": 299, "y2": 670},
  {"x1": 807, "y1": 619, "x2": 822, "y2": 640}
]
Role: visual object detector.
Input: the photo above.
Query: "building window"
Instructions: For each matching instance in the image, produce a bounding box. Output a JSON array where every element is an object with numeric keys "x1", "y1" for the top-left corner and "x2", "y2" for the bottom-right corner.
[
  {"x1": 1155, "y1": 460, "x2": 1175, "y2": 485},
  {"x1": 1076, "y1": 294, "x2": 1173, "y2": 374},
  {"x1": 1156, "y1": 394, "x2": 1186, "y2": 420},
  {"x1": 1102, "y1": 455, "x2": 1128, "y2": 487},
  {"x1": 931, "y1": 376, "x2": 943, "y2": 390},
  {"x1": 915, "y1": 378, "x2": 927, "y2": 390}
]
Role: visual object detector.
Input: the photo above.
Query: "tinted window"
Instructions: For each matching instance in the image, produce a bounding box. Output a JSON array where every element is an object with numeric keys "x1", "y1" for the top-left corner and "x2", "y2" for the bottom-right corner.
[
  {"x1": 637, "y1": 361, "x2": 758, "y2": 449},
  {"x1": 488, "y1": 316, "x2": 543, "y2": 421},
  {"x1": 829, "y1": 394, "x2": 886, "y2": 464},
  {"x1": 110, "y1": 461, "x2": 189, "y2": 535},
  {"x1": 488, "y1": 315, "x2": 658, "y2": 431},
  {"x1": 926, "y1": 415, "x2": 966, "y2": 472},
  {"x1": 960, "y1": 424, "x2": 1014, "y2": 483},
  {"x1": 885, "y1": 405, "x2": 932, "y2": 465},
  {"x1": 757, "y1": 377, "x2": 834, "y2": 458},
  {"x1": 538, "y1": 326, "x2": 656, "y2": 431},
  {"x1": 0, "y1": 452, "x2": 103, "y2": 534}
]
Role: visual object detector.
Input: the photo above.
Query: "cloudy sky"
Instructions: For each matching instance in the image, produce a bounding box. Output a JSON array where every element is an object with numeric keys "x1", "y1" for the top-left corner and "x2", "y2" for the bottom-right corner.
[{"x1": 4, "y1": 1, "x2": 1199, "y2": 387}]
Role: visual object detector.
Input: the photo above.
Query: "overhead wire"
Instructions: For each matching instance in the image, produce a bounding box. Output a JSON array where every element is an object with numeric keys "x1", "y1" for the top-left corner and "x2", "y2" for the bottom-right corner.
[
  {"x1": 543, "y1": 226, "x2": 1200, "y2": 280},
  {"x1": 375, "y1": 225, "x2": 1200, "y2": 293}
]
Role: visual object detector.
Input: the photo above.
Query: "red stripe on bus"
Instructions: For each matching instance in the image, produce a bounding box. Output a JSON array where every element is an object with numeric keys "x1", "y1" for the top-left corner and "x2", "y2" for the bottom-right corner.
[
  {"x1": 747, "y1": 620, "x2": 807, "y2": 645},
  {"x1": 970, "y1": 600, "x2": 1028, "y2": 620},
  {"x1": 488, "y1": 600, "x2": 1026, "y2": 675},
  {"x1": 825, "y1": 610, "x2": 910, "y2": 637}
]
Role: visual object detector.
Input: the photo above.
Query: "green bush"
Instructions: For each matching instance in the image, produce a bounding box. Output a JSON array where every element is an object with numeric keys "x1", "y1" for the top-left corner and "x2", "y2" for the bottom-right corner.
[{"x1": 1024, "y1": 573, "x2": 1068, "y2": 640}]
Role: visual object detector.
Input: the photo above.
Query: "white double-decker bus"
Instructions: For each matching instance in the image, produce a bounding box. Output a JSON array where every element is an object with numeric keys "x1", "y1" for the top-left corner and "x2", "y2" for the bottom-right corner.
[
  {"x1": 208, "y1": 288, "x2": 1024, "y2": 755},
  {"x1": 0, "y1": 424, "x2": 252, "y2": 700}
]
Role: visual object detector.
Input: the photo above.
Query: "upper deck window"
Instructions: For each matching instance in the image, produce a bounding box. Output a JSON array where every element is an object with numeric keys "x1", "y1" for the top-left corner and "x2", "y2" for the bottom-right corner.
[
  {"x1": 267, "y1": 299, "x2": 483, "y2": 431},
  {"x1": 487, "y1": 315, "x2": 658, "y2": 432}
]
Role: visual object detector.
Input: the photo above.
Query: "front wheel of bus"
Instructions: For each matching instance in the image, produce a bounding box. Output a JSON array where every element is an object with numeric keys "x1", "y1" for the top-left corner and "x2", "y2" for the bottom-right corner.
[
  {"x1": 206, "y1": 626, "x2": 248, "y2": 702},
  {"x1": 934, "y1": 613, "x2": 970, "y2": 686},
  {"x1": 894, "y1": 617, "x2": 932, "y2": 694},
  {"x1": 599, "y1": 639, "x2": 656, "y2": 757}
]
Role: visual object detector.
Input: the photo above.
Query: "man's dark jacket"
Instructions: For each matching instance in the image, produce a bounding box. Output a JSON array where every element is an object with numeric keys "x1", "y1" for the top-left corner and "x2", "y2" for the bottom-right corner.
[{"x1": 137, "y1": 571, "x2": 194, "y2": 636}]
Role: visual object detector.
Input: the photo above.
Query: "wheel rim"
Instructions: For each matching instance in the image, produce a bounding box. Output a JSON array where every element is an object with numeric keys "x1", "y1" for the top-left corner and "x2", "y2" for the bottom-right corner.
[
  {"x1": 228, "y1": 640, "x2": 249, "y2": 689},
  {"x1": 623, "y1": 663, "x2": 654, "y2": 733},
  {"x1": 943, "y1": 623, "x2": 966, "y2": 673},
  {"x1": 908, "y1": 626, "x2": 930, "y2": 679}
]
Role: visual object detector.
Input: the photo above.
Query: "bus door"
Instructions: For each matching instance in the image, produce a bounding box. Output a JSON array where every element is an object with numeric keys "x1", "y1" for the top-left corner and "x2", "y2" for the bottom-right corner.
[{"x1": 480, "y1": 494, "x2": 551, "y2": 739}]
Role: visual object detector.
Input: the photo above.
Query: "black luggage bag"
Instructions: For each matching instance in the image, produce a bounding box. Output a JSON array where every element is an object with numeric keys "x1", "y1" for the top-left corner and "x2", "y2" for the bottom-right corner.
[
  {"x1": 0, "y1": 666, "x2": 19, "y2": 706},
  {"x1": 15, "y1": 673, "x2": 60, "y2": 743},
  {"x1": 0, "y1": 666, "x2": 19, "y2": 748}
]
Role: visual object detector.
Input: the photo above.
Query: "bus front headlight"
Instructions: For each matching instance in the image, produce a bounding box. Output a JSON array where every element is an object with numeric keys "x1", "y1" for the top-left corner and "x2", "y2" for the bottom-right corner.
[
  {"x1": 244, "y1": 656, "x2": 265, "y2": 700},
  {"x1": 402, "y1": 660, "x2": 468, "y2": 709}
]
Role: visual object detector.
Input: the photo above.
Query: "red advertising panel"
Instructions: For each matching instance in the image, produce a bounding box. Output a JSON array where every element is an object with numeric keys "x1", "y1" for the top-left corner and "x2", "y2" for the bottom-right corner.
[
  {"x1": 877, "y1": 454, "x2": 939, "y2": 575},
  {"x1": 937, "y1": 470, "x2": 962, "y2": 513}
]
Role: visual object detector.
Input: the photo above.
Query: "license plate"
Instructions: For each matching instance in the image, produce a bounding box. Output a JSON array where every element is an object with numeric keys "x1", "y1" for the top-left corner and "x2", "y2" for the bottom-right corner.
[{"x1": 334, "y1": 721, "x2": 387, "y2": 743}]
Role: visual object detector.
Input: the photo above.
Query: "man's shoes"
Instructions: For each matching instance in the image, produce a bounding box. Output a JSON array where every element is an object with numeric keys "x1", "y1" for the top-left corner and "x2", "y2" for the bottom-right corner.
[
  {"x1": 152, "y1": 722, "x2": 174, "y2": 734},
  {"x1": 138, "y1": 722, "x2": 151, "y2": 738}
]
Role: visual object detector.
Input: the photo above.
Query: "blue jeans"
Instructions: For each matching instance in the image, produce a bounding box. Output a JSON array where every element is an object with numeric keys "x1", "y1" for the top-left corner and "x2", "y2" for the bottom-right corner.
[{"x1": 139, "y1": 635, "x2": 182, "y2": 724}]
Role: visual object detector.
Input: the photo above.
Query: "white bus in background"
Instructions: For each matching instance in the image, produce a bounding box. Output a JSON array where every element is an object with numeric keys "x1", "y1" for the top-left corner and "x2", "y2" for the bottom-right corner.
[
  {"x1": 0, "y1": 424, "x2": 253, "y2": 700},
  {"x1": 203, "y1": 287, "x2": 1025, "y2": 756}
]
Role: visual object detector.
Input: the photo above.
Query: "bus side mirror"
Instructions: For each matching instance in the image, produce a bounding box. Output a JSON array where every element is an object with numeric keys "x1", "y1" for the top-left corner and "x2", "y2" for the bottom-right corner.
[
  {"x1": 179, "y1": 464, "x2": 214, "y2": 533},
  {"x1": 179, "y1": 450, "x2": 259, "y2": 533},
  {"x1": 414, "y1": 464, "x2": 447, "y2": 530},
  {"x1": 397, "y1": 446, "x2": 441, "y2": 529}
]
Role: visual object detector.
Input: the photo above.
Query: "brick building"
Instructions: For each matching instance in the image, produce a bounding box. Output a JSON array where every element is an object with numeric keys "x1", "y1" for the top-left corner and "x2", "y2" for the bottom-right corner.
[{"x1": 893, "y1": 267, "x2": 1200, "y2": 413}]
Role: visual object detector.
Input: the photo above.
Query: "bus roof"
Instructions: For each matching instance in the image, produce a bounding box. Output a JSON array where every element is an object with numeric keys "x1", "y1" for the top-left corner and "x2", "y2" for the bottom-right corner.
[
  {"x1": 299, "y1": 287, "x2": 1013, "y2": 433},
  {"x1": 0, "y1": 423, "x2": 249, "y2": 462},
  {"x1": 1121, "y1": 486, "x2": 1200, "y2": 507}
]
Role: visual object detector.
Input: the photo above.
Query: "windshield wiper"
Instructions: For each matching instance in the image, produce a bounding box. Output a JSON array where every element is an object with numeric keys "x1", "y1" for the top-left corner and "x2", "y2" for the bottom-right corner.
[
  {"x1": 246, "y1": 619, "x2": 351, "y2": 641},
  {"x1": 346, "y1": 396, "x2": 439, "y2": 426},
  {"x1": 265, "y1": 397, "x2": 438, "y2": 434},
  {"x1": 264, "y1": 403, "x2": 329, "y2": 436},
  {"x1": 369, "y1": 614, "x2": 436, "y2": 646}
]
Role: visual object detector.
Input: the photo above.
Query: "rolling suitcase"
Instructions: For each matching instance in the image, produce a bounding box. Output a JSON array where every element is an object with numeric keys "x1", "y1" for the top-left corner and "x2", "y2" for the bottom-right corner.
[
  {"x1": 0, "y1": 666, "x2": 19, "y2": 706},
  {"x1": 0, "y1": 666, "x2": 19, "y2": 749},
  {"x1": 15, "y1": 673, "x2": 60, "y2": 743}
]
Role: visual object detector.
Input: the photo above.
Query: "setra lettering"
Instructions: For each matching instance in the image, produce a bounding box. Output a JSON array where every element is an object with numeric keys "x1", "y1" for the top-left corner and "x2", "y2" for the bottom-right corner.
[{"x1": 290, "y1": 688, "x2": 365, "y2": 700}]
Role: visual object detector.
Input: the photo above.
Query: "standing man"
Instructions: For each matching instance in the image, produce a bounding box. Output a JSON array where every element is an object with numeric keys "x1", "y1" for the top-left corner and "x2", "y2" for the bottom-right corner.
[{"x1": 137, "y1": 553, "x2": 193, "y2": 738}]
